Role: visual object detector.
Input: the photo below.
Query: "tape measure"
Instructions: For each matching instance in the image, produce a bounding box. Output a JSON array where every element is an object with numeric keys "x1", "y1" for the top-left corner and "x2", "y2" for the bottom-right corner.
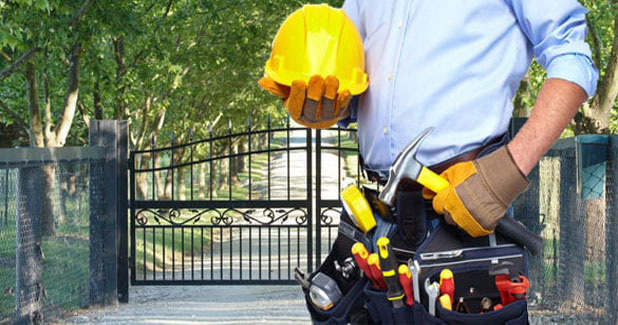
[{"x1": 341, "y1": 185, "x2": 376, "y2": 233}]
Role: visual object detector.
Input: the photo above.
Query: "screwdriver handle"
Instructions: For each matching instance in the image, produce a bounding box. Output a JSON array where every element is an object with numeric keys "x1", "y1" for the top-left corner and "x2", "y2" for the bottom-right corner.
[
  {"x1": 398, "y1": 264, "x2": 413, "y2": 306},
  {"x1": 351, "y1": 243, "x2": 380, "y2": 288},
  {"x1": 368, "y1": 253, "x2": 387, "y2": 289},
  {"x1": 377, "y1": 237, "x2": 405, "y2": 305}
]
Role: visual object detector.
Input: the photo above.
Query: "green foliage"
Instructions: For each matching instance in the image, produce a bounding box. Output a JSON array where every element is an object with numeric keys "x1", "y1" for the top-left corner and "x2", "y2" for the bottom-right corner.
[
  {"x1": 0, "y1": 0, "x2": 343, "y2": 147},
  {"x1": 1, "y1": 0, "x2": 611, "y2": 145}
]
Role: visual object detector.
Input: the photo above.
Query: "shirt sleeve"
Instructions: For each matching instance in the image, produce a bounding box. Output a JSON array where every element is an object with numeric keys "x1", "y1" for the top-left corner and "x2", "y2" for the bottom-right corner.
[{"x1": 507, "y1": 0, "x2": 599, "y2": 97}]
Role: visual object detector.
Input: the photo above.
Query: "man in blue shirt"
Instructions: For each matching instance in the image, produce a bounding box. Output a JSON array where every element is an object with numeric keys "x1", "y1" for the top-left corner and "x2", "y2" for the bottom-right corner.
[{"x1": 259, "y1": 0, "x2": 597, "y2": 237}]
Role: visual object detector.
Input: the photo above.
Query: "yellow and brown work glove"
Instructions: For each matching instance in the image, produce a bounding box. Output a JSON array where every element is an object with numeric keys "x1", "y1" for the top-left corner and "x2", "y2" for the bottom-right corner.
[
  {"x1": 423, "y1": 146, "x2": 529, "y2": 237},
  {"x1": 258, "y1": 75, "x2": 352, "y2": 129}
]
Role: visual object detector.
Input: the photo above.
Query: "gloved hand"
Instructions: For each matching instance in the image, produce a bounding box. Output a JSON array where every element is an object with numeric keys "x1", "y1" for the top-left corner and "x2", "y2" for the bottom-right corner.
[
  {"x1": 422, "y1": 146, "x2": 529, "y2": 237},
  {"x1": 258, "y1": 75, "x2": 352, "y2": 129}
]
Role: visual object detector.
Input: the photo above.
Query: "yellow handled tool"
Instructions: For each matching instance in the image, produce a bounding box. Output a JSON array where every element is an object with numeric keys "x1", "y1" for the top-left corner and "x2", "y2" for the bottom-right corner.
[
  {"x1": 341, "y1": 185, "x2": 376, "y2": 233},
  {"x1": 417, "y1": 166, "x2": 449, "y2": 193},
  {"x1": 439, "y1": 294, "x2": 452, "y2": 311},
  {"x1": 377, "y1": 237, "x2": 405, "y2": 308}
]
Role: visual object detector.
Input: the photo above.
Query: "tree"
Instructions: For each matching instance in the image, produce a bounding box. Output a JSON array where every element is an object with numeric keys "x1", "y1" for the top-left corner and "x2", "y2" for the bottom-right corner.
[{"x1": 574, "y1": 0, "x2": 618, "y2": 134}]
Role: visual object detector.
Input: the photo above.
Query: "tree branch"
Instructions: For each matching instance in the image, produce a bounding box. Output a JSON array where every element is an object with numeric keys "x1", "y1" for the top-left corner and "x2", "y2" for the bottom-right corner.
[
  {"x1": 52, "y1": 42, "x2": 82, "y2": 147},
  {"x1": 587, "y1": 15, "x2": 602, "y2": 69},
  {"x1": 0, "y1": 50, "x2": 12, "y2": 62},
  {"x1": 43, "y1": 70, "x2": 53, "y2": 140},
  {"x1": 138, "y1": 2, "x2": 156, "y2": 18},
  {"x1": 77, "y1": 102, "x2": 90, "y2": 127},
  {"x1": 162, "y1": 0, "x2": 173, "y2": 20},
  {"x1": 67, "y1": 0, "x2": 94, "y2": 27},
  {"x1": 0, "y1": 46, "x2": 41, "y2": 82}
]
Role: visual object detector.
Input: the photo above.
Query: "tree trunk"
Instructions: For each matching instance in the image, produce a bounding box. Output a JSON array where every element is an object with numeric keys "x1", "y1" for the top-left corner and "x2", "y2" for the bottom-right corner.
[
  {"x1": 576, "y1": 16, "x2": 618, "y2": 134},
  {"x1": 136, "y1": 154, "x2": 150, "y2": 200},
  {"x1": 236, "y1": 140, "x2": 246, "y2": 174},
  {"x1": 26, "y1": 62, "x2": 56, "y2": 236},
  {"x1": 210, "y1": 160, "x2": 218, "y2": 198},
  {"x1": 154, "y1": 152, "x2": 167, "y2": 200},
  {"x1": 41, "y1": 165, "x2": 56, "y2": 236},
  {"x1": 113, "y1": 36, "x2": 126, "y2": 120},
  {"x1": 94, "y1": 78, "x2": 103, "y2": 120},
  {"x1": 48, "y1": 42, "x2": 81, "y2": 147},
  {"x1": 230, "y1": 144, "x2": 240, "y2": 184},
  {"x1": 25, "y1": 62, "x2": 44, "y2": 147},
  {"x1": 177, "y1": 167, "x2": 186, "y2": 201},
  {"x1": 198, "y1": 163, "x2": 206, "y2": 199},
  {"x1": 219, "y1": 157, "x2": 228, "y2": 193}
]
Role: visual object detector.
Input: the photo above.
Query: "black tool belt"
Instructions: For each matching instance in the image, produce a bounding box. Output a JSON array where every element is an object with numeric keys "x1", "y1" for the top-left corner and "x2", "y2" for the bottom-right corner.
[
  {"x1": 302, "y1": 132, "x2": 529, "y2": 324},
  {"x1": 360, "y1": 133, "x2": 509, "y2": 186},
  {"x1": 303, "y1": 190, "x2": 529, "y2": 324}
]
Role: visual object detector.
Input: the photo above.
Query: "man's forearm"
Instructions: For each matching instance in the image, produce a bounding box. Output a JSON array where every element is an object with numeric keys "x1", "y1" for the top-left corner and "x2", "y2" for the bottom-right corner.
[{"x1": 507, "y1": 78, "x2": 588, "y2": 175}]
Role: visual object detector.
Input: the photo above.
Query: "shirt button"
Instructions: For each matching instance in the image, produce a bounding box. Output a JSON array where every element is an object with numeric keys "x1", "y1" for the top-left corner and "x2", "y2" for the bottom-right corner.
[
  {"x1": 398, "y1": 21, "x2": 403, "y2": 30},
  {"x1": 383, "y1": 127, "x2": 388, "y2": 135},
  {"x1": 387, "y1": 72, "x2": 393, "y2": 80}
]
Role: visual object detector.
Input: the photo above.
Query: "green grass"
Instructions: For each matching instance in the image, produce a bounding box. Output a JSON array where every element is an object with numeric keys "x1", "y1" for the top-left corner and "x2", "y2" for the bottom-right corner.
[{"x1": 0, "y1": 234, "x2": 88, "y2": 320}]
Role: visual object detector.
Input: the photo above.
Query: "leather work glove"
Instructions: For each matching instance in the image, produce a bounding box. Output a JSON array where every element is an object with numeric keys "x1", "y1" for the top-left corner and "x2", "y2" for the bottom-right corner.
[
  {"x1": 258, "y1": 75, "x2": 352, "y2": 129},
  {"x1": 422, "y1": 146, "x2": 529, "y2": 237}
]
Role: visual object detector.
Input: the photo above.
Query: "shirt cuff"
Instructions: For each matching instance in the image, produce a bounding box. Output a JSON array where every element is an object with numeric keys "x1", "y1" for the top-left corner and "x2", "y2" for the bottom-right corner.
[
  {"x1": 337, "y1": 96, "x2": 359, "y2": 128},
  {"x1": 546, "y1": 53, "x2": 599, "y2": 98}
]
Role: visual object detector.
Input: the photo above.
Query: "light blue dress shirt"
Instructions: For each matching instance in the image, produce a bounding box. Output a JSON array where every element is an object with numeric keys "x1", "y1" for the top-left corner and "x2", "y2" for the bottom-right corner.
[{"x1": 341, "y1": 0, "x2": 599, "y2": 173}]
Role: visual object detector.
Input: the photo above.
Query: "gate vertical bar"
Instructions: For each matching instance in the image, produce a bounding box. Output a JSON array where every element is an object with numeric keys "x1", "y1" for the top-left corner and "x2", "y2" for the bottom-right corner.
[
  {"x1": 315, "y1": 129, "x2": 321, "y2": 269},
  {"x1": 129, "y1": 152, "x2": 136, "y2": 286},
  {"x1": 307, "y1": 128, "x2": 313, "y2": 273}
]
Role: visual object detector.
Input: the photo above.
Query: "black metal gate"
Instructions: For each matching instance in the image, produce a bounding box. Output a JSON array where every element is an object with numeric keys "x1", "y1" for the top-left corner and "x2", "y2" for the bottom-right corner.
[{"x1": 128, "y1": 119, "x2": 360, "y2": 285}]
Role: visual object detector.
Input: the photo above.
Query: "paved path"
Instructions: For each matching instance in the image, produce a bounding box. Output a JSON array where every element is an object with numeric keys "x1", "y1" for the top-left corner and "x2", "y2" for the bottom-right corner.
[{"x1": 63, "y1": 286, "x2": 310, "y2": 325}]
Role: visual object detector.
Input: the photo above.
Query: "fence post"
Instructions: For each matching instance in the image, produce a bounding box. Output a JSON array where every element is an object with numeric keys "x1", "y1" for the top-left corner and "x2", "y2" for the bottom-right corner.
[
  {"x1": 15, "y1": 167, "x2": 43, "y2": 324},
  {"x1": 605, "y1": 135, "x2": 618, "y2": 324},
  {"x1": 89, "y1": 120, "x2": 128, "y2": 305}
]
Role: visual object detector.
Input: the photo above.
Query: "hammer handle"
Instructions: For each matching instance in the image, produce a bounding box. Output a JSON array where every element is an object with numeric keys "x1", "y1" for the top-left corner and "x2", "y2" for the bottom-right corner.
[
  {"x1": 418, "y1": 167, "x2": 450, "y2": 193},
  {"x1": 496, "y1": 217, "x2": 543, "y2": 256},
  {"x1": 422, "y1": 169, "x2": 543, "y2": 256}
]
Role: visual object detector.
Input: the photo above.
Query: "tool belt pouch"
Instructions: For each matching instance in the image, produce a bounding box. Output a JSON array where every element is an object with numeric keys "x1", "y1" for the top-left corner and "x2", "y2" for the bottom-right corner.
[
  {"x1": 304, "y1": 276, "x2": 368, "y2": 325},
  {"x1": 363, "y1": 281, "x2": 413, "y2": 324},
  {"x1": 303, "y1": 212, "x2": 372, "y2": 324},
  {"x1": 414, "y1": 221, "x2": 530, "y2": 325}
]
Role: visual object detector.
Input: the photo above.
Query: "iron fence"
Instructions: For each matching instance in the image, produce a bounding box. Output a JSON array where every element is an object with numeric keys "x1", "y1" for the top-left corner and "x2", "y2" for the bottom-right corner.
[{"x1": 130, "y1": 118, "x2": 315, "y2": 284}]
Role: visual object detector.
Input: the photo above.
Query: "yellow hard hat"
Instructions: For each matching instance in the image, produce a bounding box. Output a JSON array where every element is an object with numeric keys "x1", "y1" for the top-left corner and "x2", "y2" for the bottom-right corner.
[{"x1": 265, "y1": 4, "x2": 369, "y2": 95}]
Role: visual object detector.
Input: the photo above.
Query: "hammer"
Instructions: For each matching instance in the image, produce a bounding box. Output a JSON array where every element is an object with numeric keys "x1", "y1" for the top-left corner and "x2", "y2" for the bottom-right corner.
[{"x1": 378, "y1": 127, "x2": 544, "y2": 256}]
